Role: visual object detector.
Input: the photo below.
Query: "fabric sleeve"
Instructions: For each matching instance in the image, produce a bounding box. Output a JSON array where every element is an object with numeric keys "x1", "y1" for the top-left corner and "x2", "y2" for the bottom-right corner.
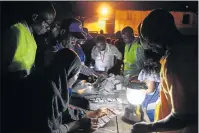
[
  {"x1": 47, "y1": 81, "x2": 71, "y2": 133},
  {"x1": 80, "y1": 65, "x2": 95, "y2": 76},
  {"x1": 91, "y1": 46, "x2": 97, "y2": 60}
]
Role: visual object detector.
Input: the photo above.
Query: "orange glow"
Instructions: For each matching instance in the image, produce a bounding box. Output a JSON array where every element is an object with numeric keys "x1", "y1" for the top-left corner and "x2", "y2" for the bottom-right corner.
[
  {"x1": 101, "y1": 7, "x2": 108, "y2": 15},
  {"x1": 98, "y1": 4, "x2": 111, "y2": 17}
]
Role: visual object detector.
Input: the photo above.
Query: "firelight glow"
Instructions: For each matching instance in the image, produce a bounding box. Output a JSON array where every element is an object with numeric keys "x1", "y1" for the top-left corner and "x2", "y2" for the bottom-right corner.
[
  {"x1": 101, "y1": 7, "x2": 108, "y2": 15},
  {"x1": 126, "y1": 88, "x2": 146, "y2": 105}
]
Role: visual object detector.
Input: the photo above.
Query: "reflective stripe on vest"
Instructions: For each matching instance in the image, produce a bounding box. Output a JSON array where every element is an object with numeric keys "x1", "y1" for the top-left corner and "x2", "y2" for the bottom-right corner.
[
  {"x1": 8, "y1": 23, "x2": 37, "y2": 73},
  {"x1": 123, "y1": 42, "x2": 140, "y2": 71}
]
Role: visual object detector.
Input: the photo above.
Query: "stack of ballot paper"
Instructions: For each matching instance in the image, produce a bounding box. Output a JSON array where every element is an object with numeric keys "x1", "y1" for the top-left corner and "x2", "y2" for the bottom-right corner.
[{"x1": 97, "y1": 109, "x2": 118, "y2": 128}]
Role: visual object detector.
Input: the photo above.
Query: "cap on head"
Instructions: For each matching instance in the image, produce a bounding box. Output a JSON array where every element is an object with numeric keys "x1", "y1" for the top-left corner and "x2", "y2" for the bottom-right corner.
[{"x1": 60, "y1": 18, "x2": 87, "y2": 39}]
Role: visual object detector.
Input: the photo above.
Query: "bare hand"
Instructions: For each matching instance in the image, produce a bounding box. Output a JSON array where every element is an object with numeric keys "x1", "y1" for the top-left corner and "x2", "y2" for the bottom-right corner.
[
  {"x1": 130, "y1": 76, "x2": 140, "y2": 83},
  {"x1": 131, "y1": 122, "x2": 152, "y2": 133},
  {"x1": 86, "y1": 108, "x2": 114, "y2": 118},
  {"x1": 95, "y1": 72, "x2": 108, "y2": 78}
]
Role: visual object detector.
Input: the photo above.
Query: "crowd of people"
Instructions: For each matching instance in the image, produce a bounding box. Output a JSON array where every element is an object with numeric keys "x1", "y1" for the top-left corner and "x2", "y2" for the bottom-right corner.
[{"x1": 2, "y1": 2, "x2": 198, "y2": 133}]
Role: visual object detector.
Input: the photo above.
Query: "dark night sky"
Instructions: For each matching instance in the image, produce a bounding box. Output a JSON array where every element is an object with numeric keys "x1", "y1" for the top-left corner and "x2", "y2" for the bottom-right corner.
[{"x1": 54, "y1": 1, "x2": 198, "y2": 17}]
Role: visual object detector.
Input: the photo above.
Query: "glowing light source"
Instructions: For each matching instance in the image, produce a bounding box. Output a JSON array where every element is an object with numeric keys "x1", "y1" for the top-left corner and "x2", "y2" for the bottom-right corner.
[
  {"x1": 101, "y1": 7, "x2": 108, "y2": 16},
  {"x1": 126, "y1": 88, "x2": 146, "y2": 105}
]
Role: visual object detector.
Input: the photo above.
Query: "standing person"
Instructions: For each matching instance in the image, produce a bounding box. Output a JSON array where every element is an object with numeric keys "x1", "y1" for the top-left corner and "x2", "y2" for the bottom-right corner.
[
  {"x1": 44, "y1": 18, "x2": 94, "y2": 109},
  {"x1": 121, "y1": 26, "x2": 145, "y2": 85},
  {"x1": 121, "y1": 26, "x2": 146, "y2": 124},
  {"x1": 2, "y1": 2, "x2": 56, "y2": 78},
  {"x1": 45, "y1": 49, "x2": 100, "y2": 133},
  {"x1": 2, "y1": 2, "x2": 55, "y2": 133},
  {"x1": 82, "y1": 27, "x2": 95, "y2": 66},
  {"x1": 55, "y1": 18, "x2": 97, "y2": 77},
  {"x1": 91, "y1": 35, "x2": 122, "y2": 74},
  {"x1": 114, "y1": 31, "x2": 125, "y2": 57},
  {"x1": 113, "y1": 31, "x2": 125, "y2": 75},
  {"x1": 5, "y1": 48, "x2": 100, "y2": 133},
  {"x1": 131, "y1": 9, "x2": 198, "y2": 133}
]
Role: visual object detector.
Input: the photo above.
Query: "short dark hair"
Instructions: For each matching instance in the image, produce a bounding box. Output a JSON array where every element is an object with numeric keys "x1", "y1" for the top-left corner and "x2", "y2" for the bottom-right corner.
[
  {"x1": 24, "y1": 2, "x2": 56, "y2": 23},
  {"x1": 95, "y1": 35, "x2": 106, "y2": 42},
  {"x1": 141, "y1": 9, "x2": 178, "y2": 45},
  {"x1": 115, "y1": 31, "x2": 122, "y2": 39},
  {"x1": 143, "y1": 49, "x2": 162, "y2": 74},
  {"x1": 121, "y1": 26, "x2": 134, "y2": 35}
]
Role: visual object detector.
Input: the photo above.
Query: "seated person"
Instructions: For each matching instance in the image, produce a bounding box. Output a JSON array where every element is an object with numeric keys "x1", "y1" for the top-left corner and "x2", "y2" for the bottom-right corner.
[
  {"x1": 91, "y1": 35, "x2": 122, "y2": 75},
  {"x1": 138, "y1": 50, "x2": 161, "y2": 122}
]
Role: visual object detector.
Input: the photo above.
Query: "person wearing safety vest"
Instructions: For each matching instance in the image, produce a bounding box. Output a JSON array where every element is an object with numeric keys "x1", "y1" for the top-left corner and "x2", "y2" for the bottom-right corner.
[
  {"x1": 3, "y1": 2, "x2": 56, "y2": 79},
  {"x1": 121, "y1": 26, "x2": 146, "y2": 122},
  {"x1": 2, "y1": 2, "x2": 56, "y2": 133},
  {"x1": 121, "y1": 26, "x2": 145, "y2": 85}
]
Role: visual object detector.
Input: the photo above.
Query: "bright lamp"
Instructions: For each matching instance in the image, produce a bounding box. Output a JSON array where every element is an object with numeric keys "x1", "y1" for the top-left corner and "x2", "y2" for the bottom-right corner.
[{"x1": 126, "y1": 88, "x2": 146, "y2": 105}]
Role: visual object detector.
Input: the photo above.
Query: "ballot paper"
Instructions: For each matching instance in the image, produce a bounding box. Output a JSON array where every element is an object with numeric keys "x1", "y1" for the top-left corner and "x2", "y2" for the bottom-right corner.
[{"x1": 97, "y1": 109, "x2": 117, "y2": 128}]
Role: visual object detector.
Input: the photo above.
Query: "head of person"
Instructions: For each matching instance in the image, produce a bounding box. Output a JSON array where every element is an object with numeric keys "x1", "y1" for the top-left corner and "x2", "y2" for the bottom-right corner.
[
  {"x1": 121, "y1": 26, "x2": 135, "y2": 44},
  {"x1": 106, "y1": 37, "x2": 111, "y2": 44},
  {"x1": 95, "y1": 35, "x2": 106, "y2": 51},
  {"x1": 143, "y1": 49, "x2": 162, "y2": 74},
  {"x1": 115, "y1": 31, "x2": 122, "y2": 40},
  {"x1": 44, "y1": 20, "x2": 61, "y2": 46},
  {"x1": 48, "y1": 48, "x2": 81, "y2": 89},
  {"x1": 50, "y1": 20, "x2": 61, "y2": 39},
  {"x1": 100, "y1": 30, "x2": 104, "y2": 34},
  {"x1": 25, "y1": 2, "x2": 56, "y2": 35},
  {"x1": 141, "y1": 9, "x2": 181, "y2": 54},
  {"x1": 58, "y1": 18, "x2": 87, "y2": 47}
]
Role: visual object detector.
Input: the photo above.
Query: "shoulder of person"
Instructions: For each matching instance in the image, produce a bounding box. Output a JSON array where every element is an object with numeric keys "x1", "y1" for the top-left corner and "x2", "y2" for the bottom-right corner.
[
  {"x1": 107, "y1": 43, "x2": 118, "y2": 51},
  {"x1": 6, "y1": 22, "x2": 22, "y2": 35},
  {"x1": 92, "y1": 45, "x2": 98, "y2": 51},
  {"x1": 167, "y1": 38, "x2": 197, "y2": 74}
]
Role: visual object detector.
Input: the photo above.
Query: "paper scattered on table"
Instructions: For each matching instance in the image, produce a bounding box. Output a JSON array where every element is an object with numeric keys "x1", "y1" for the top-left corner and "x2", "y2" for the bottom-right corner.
[{"x1": 97, "y1": 109, "x2": 117, "y2": 128}]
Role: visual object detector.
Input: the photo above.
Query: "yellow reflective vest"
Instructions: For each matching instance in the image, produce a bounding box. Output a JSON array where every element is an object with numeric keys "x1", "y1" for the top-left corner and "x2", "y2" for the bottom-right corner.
[
  {"x1": 8, "y1": 23, "x2": 37, "y2": 74},
  {"x1": 123, "y1": 41, "x2": 140, "y2": 71}
]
